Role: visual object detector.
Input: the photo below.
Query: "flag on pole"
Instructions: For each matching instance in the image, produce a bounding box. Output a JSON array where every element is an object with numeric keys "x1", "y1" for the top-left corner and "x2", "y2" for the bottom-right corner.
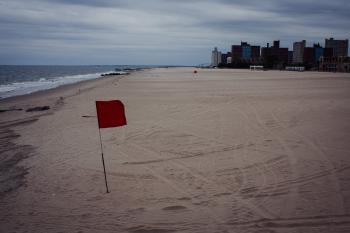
[
  {"x1": 96, "y1": 100, "x2": 127, "y2": 128},
  {"x1": 95, "y1": 100, "x2": 127, "y2": 193}
]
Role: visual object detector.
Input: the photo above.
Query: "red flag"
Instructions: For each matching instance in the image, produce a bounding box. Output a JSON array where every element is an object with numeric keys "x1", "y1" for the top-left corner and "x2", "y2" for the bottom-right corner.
[{"x1": 96, "y1": 100, "x2": 127, "y2": 128}]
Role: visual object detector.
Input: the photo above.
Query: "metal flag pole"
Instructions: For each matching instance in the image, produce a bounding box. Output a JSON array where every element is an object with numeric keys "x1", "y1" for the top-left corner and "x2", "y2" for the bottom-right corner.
[{"x1": 97, "y1": 127, "x2": 110, "y2": 193}]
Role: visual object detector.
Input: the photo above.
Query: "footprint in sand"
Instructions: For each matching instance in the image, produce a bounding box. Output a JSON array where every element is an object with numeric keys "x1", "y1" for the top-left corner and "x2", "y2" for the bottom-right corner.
[
  {"x1": 128, "y1": 226, "x2": 175, "y2": 233},
  {"x1": 162, "y1": 205, "x2": 187, "y2": 211},
  {"x1": 86, "y1": 195, "x2": 103, "y2": 201}
]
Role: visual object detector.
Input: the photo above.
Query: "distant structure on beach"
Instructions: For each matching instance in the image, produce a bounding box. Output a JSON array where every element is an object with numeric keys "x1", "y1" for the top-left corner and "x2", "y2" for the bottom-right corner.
[
  {"x1": 211, "y1": 47, "x2": 222, "y2": 67},
  {"x1": 293, "y1": 40, "x2": 306, "y2": 64},
  {"x1": 230, "y1": 42, "x2": 261, "y2": 68},
  {"x1": 319, "y1": 56, "x2": 350, "y2": 72},
  {"x1": 220, "y1": 52, "x2": 232, "y2": 66},
  {"x1": 211, "y1": 37, "x2": 349, "y2": 72},
  {"x1": 325, "y1": 38, "x2": 349, "y2": 57},
  {"x1": 314, "y1": 43, "x2": 325, "y2": 63},
  {"x1": 319, "y1": 38, "x2": 349, "y2": 72},
  {"x1": 261, "y1": 40, "x2": 289, "y2": 69}
]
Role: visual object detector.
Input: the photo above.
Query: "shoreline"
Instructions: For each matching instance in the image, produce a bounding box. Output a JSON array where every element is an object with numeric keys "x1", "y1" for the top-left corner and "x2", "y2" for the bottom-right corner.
[
  {"x1": 0, "y1": 71, "x2": 133, "y2": 199},
  {"x1": 0, "y1": 69, "x2": 140, "y2": 121},
  {"x1": 0, "y1": 72, "x2": 129, "y2": 104},
  {"x1": 1, "y1": 67, "x2": 341, "y2": 105}
]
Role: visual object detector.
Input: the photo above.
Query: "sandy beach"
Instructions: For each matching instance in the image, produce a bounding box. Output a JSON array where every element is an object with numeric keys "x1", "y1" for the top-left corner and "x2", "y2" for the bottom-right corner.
[{"x1": 1, "y1": 67, "x2": 350, "y2": 233}]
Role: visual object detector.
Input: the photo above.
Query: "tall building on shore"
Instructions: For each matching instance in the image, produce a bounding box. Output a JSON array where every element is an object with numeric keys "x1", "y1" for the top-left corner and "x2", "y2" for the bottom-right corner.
[
  {"x1": 288, "y1": 51, "x2": 293, "y2": 64},
  {"x1": 232, "y1": 45, "x2": 242, "y2": 62},
  {"x1": 314, "y1": 43, "x2": 324, "y2": 62},
  {"x1": 303, "y1": 47, "x2": 315, "y2": 65},
  {"x1": 241, "y1": 42, "x2": 252, "y2": 59},
  {"x1": 293, "y1": 40, "x2": 306, "y2": 64},
  {"x1": 221, "y1": 52, "x2": 232, "y2": 65},
  {"x1": 231, "y1": 42, "x2": 260, "y2": 63},
  {"x1": 211, "y1": 47, "x2": 222, "y2": 67},
  {"x1": 251, "y1": 46, "x2": 260, "y2": 58},
  {"x1": 325, "y1": 38, "x2": 349, "y2": 57},
  {"x1": 261, "y1": 40, "x2": 288, "y2": 68}
]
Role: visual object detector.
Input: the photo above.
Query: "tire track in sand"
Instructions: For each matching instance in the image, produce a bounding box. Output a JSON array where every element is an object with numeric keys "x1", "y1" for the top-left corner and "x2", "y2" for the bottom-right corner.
[
  {"x1": 154, "y1": 97, "x2": 281, "y2": 219},
  {"x1": 123, "y1": 140, "x2": 275, "y2": 221},
  {"x1": 229, "y1": 105, "x2": 281, "y2": 216},
  {"x1": 115, "y1": 143, "x2": 232, "y2": 233},
  {"x1": 242, "y1": 102, "x2": 301, "y2": 218},
  {"x1": 160, "y1": 102, "x2": 280, "y2": 219},
  {"x1": 269, "y1": 110, "x2": 346, "y2": 215}
]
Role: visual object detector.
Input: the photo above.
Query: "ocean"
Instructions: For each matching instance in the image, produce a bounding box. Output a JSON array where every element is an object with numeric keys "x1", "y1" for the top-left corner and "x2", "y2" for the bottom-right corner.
[{"x1": 0, "y1": 65, "x2": 149, "y2": 99}]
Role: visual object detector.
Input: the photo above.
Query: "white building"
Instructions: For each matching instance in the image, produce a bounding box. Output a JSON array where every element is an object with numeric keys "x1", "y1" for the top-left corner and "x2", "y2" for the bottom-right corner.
[
  {"x1": 211, "y1": 47, "x2": 222, "y2": 67},
  {"x1": 293, "y1": 40, "x2": 306, "y2": 64}
]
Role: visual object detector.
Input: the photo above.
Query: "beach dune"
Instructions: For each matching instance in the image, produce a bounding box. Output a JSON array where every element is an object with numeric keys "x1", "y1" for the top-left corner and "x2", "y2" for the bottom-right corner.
[{"x1": 1, "y1": 68, "x2": 350, "y2": 233}]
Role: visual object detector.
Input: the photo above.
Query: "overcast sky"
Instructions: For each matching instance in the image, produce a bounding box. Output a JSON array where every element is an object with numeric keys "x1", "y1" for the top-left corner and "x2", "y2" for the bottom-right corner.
[{"x1": 0, "y1": 0, "x2": 349, "y2": 65}]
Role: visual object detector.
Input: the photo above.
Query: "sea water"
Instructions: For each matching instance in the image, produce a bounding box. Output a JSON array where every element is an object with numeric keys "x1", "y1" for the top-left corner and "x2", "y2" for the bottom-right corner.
[{"x1": 0, "y1": 65, "x2": 148, "y2": 99}]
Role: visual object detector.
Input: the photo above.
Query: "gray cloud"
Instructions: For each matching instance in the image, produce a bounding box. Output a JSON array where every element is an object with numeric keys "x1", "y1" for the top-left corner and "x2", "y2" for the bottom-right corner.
[{"x1": 0, "y1": 0, "x2": 349, "y2": 65}]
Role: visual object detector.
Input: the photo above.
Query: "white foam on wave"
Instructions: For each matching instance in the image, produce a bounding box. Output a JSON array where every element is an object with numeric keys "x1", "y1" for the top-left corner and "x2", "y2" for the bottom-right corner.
[{"x1": 0, "y1": 72, "x2": 108, "y2": 99}]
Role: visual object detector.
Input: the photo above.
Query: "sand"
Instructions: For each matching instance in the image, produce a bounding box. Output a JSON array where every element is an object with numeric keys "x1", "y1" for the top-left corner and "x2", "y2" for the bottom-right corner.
[{"x1": 1, "y1": 68, "x2": 350, "y2": 233}]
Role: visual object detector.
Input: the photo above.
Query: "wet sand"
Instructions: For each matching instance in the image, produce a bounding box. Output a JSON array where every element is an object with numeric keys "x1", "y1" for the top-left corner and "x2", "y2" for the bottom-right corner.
[{"x1": 1, "y1": 68, "x2": 350, "y2": 232}]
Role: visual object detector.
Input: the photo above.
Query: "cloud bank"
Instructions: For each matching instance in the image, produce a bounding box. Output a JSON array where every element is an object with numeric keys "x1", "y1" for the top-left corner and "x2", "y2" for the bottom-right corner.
[{"x1": 0, "y1": 0, "x2": 349, "y2": 65}]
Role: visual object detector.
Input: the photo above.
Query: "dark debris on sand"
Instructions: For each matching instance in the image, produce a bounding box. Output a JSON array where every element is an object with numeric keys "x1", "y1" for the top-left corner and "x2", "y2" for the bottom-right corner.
[
  {"x1": 0, "y1": 108, "x2": 23, "y2": 113},
  {"x1": 0, "y1": 119, "x2": 37, "y2": 198},
  {"x1": 25, "y1": 106, "x2": 50, "y2": 112}
]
